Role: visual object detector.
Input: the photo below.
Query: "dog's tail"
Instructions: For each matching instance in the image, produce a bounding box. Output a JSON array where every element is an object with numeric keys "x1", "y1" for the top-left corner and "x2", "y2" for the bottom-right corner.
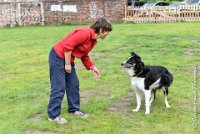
[{"x1": 160, "y1": 72, "x2": 173, "y2": 87}]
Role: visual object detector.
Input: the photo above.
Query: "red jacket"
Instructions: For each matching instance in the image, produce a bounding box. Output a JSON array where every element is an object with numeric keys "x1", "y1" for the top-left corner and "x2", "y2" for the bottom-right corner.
[{"x1": 53, "y1": 28, "x2": 97, "y2": 70}]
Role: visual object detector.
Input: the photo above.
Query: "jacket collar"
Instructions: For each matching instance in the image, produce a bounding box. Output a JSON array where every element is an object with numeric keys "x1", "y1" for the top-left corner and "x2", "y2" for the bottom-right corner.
[{"x1": 90, "y1": 28, "x2": 96, "y2": 40}]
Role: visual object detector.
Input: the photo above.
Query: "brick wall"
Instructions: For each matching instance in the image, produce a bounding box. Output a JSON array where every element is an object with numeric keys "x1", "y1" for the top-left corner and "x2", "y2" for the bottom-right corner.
[
  {"x1": 0, "y1": 0, "x2": 39, "y2": 2},
  {"x1": 44, "y1": 0, "x2": 127, "y2": 24},
  {"x1": 0, "y1": 1, "x2": 43, "y2": 27},
  {"x1": 0, "y1": 0, "x2": 127, "y2": 27}
]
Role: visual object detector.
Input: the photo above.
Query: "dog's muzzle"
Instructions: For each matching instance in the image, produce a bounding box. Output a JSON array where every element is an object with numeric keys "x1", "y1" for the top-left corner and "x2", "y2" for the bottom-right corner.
[{"x1": 121, "y1": 63, "x2": 133, "y2": 68}]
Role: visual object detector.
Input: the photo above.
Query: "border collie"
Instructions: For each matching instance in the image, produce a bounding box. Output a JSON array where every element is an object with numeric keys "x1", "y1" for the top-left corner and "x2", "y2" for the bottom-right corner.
[{"x1": 121, "y1": 52, "x2": 173, "y2": 114}]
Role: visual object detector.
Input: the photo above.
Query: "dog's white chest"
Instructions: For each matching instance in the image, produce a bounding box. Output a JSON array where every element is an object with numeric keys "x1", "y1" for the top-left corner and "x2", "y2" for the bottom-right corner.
[{"x1": 131, "y1": 77, "x2": 145, "y2": 90}]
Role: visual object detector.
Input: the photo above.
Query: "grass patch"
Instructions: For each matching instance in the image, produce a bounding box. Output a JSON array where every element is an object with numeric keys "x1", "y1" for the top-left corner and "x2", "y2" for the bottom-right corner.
[{"x1": 0, "y1": 22, "x2": 200, "y2": 133}]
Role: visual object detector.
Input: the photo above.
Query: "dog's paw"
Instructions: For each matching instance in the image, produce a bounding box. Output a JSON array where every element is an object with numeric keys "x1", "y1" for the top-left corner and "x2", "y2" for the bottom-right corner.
[
  {"x1": 132, "y1": 109, "x2": 139, "y2": 112},
  {"x1": 145, "y1": 109, "x2": 150, "y2": 115},
  {"x1": 166, "y1": 105, "x2": 171, "y2": 108}
]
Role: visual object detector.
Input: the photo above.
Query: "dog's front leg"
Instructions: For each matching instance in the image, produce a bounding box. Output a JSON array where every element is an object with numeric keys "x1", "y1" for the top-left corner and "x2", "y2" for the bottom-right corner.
[
  {"x1": 132, "y1": 92, "x2": 141, "y2": 112},
  {"x1": 144, "y1": 90, "x2": 151, "y2": 115}
]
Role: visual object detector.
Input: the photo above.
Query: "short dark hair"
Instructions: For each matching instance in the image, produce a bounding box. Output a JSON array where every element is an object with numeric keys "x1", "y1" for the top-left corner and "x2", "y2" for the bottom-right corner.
[{"x1": 90, "y1": 17, "x2": 112, "y2": 33}]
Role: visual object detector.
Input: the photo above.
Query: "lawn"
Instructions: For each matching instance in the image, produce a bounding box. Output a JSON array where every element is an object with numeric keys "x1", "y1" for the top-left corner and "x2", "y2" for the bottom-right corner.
[{"x1": 0, "y1": 22, "x2": 200, "y2": 134}]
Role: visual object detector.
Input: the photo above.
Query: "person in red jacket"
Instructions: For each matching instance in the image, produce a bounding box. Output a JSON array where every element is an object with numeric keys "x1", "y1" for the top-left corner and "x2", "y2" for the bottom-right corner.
[{"x1": 47, "y1": 17, "x2": 112, "y2": 124}]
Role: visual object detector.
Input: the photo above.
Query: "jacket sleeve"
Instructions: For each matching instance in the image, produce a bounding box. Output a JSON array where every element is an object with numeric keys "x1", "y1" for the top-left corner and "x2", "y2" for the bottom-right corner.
[
  {"x1": 64, "y1": 30, "x2": 88, "y2": 52},
  {"x1": 81, "y1": 55, "x2": 94, "y2": 70}
]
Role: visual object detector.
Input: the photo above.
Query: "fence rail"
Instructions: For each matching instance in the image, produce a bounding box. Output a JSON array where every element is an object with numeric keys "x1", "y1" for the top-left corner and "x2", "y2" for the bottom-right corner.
[{"x1": 124, "y1": 5, "x2": 200, "y2": 23}]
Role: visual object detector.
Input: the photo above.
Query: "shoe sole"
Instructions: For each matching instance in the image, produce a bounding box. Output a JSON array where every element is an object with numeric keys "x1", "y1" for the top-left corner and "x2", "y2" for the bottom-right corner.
[{"x1": 48, "y1": 118, "x2": 67, "y2": 124}]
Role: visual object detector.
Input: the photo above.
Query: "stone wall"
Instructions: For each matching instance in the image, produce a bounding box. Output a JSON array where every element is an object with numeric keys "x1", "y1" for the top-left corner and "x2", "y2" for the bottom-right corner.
[
  {"x1": 0, "y1": 0, "x2": 127, "y2": 27},
  {"x1": 0, "y1": 0, "x2": 39, "y2": 2},
  {"x1": 44, "y1": 0, "x2": 126, "y2": 24},
  {"x1": 0, "y1": 1, "x2": 43, "y2": 27}
]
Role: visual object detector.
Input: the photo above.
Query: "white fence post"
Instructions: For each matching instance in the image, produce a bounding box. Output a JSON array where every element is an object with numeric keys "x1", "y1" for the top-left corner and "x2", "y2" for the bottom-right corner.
[
  {"x1": 40, "y1": 1, "x2": 45, "y2": 26},
  {"x1": 16, "y1": 3, "x2": 21, "y2": 26}
]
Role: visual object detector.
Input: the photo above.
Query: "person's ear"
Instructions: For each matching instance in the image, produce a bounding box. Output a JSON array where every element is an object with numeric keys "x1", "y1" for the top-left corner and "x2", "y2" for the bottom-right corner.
[{"x1": 99, "y1": 28, "x2": 103, "y2": 33}]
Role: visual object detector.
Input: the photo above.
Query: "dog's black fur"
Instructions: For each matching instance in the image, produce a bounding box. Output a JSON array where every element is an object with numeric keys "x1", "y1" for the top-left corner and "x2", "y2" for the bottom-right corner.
[{"x1": 121, "y1": 52, "x2": 173, "y2": 114}]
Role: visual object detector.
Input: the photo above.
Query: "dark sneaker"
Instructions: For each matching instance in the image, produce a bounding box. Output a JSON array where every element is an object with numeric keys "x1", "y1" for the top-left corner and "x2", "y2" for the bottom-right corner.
[
  {"x1": 69, "y1": 111, "x2": 89, "y2": 118},
  {"x1": 48, "y1": 116, "x2": 67, "y2": 124}
]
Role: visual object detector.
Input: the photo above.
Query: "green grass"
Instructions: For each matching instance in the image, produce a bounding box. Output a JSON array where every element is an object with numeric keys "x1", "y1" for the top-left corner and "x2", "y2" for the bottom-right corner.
[{"x1": 0, "y1": 22, "x2": 200, "y2": 134}]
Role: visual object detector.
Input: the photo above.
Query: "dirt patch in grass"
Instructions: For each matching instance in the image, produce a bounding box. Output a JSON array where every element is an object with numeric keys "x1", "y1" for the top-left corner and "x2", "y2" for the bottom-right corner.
[
  {"x1": 89, "y1": 52, "x2": 103, "y2": 58},
  {"x1": 103, "y1": 57, "x2": 114, "y2": 61},
  {"x1": 80, "y1": 89, "x2": 111, "y2": 104},
  {"x1": 75, "y1": 63, "x2": 85, "y2": 70},
  {"x1": 89, "y1": 51, "x2": 115, "y2": 62},
  {"x1": 26, "y1": 130, "x2": 56, "y2": 134},
  {"x1": 108, "y1": 91, "x2": 135, "y2": 114},
  {"x1": 108, "y1": 91, "x2": 146, "y2": 118},
  {"x1": 171, "y1": 36, "x2": 180, "y2": 41},
  {"x1": 28, "y1": 113, "x2": 43, "y2": 121},
  {"x1": 28, "y1": 64, "x2": 45, "y2": 67},
  {"x1": 0, "y1": 76, "x2": 7, "y2": 81},
  {"x1": 192, "y1": 39, "x2": 200, "y2": 43},
  {"x1": 0, "y1": 73, "x2": 18, "y2": 81},
  {"x1": 184, "y1": 48, "x2": 200, "y2": 57}
]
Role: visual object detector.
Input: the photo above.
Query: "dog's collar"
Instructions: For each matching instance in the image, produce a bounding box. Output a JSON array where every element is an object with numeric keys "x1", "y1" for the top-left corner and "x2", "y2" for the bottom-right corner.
[
  {"x1": 132, "y1": 70, "x2": 143, "y2": 77},
  {"x1": 132, "y1": 65, "x2": 146, "y2": 77}
]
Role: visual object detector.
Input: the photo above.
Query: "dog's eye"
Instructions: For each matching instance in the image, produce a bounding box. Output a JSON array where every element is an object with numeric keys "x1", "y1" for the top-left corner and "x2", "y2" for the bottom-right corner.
[{"x1": 128, "y1": 60, "x2": 135, "y2": 64}]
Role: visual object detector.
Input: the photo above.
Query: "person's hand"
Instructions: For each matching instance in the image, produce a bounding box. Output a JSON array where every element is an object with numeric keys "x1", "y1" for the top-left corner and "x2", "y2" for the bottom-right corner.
[
  {"x1": 90, "y1": 66, "x2": 100, "y2": 78},
  {"x1": 65, "y1": 64, "x2": 72, "y2": 73}
]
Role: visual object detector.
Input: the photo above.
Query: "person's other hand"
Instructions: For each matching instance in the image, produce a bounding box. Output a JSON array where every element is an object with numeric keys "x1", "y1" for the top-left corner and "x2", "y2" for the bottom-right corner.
[
  {"x1": 90, "y1": 66, "x2": 100, "y2": 78},
  {"x1": 65, "y1": 64, "x2": 72, "y2": 73}
]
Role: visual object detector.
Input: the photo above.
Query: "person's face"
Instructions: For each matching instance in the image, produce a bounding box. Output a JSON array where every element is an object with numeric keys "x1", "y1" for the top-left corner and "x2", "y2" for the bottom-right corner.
[{"x1": 98, "y1": 31, "x2": 109, "y2": 39}]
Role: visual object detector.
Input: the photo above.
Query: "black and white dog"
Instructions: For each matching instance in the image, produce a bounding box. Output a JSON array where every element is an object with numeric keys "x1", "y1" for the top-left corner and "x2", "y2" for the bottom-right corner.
[{"x1": 121, "y1": 52, "x2": 173, "y2": 114}]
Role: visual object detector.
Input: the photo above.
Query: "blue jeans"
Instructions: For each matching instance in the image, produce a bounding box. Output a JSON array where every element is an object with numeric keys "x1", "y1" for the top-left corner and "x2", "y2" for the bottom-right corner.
[{"x1": 48, "y1": 48, "x2": 80, "y2": 118}]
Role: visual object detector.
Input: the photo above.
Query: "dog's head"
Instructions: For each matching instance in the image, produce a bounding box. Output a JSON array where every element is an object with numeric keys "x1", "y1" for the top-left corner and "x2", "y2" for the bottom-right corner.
[{"x1": 121, "y1": 52, "x2": 144, "y2": 77}]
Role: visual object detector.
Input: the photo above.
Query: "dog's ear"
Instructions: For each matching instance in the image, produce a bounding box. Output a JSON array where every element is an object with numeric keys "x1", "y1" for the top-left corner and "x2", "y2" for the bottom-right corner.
[
  {"x1": 131, "y1": 52, "x2": 136, "y2": 56},
  {"x1": 131, "y1": 52, "x2": 141, "y2": 59},
  {"x1": 135, "y1": 56, "x2": 141, "y2": 62}
]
